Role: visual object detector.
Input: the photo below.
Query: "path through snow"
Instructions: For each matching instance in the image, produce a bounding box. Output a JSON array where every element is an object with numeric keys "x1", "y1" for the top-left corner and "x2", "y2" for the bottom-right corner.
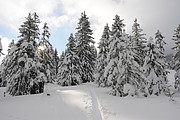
[
  {"x1": 90, "y1": 88, "x2": 104, "y2": 120},
  {"x1": 0, "y1": 84, "x2": 104, "y2": 120}
]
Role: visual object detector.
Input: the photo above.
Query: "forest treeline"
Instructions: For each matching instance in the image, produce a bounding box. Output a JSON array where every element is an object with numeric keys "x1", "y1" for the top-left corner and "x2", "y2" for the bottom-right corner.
[{"x1": 0, "y1": 12, "x2": 180, "y2": 97}]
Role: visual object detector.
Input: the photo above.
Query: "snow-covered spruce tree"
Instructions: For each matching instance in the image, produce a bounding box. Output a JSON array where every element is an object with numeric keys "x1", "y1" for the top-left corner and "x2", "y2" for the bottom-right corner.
[
  {"x1": 90, "y1": 44, "x2": 97, "y2": 64},
  {"x1": 104, "y1": 15, "x2": 125, "y2": 96},
  {"x1": 90, "y1": 44, "x2": 97, "y2": 82},
  {"x1": 96, "y1": 24, "x2": 110, "y2": 87},
  {"x1": 172, "y1": 25, "x2": 180, "y2": 90},
  {"x1": 143, "y1": 37, "x2": 167, "y2": 96},
  {"x1": 131, "y1": 18, "x2": 147, "y2": 66},
  {"x1": 116, "y1": 32, "x2": 148, "y2": 97},
  {"x1": 0, "y1": 40, "x2": 15, "y2": 87},
  {"x1": 8, "y1": 40, "x2": 15, "y2": 53},
  {"x1": 58, "y1": 34, "x2": 80, "y2": 86},
  {"x1": 53, "y1": 48, "x2": 60, "y2": 79},
  {"x1": 59, "y1": 51, "x2": 65, "y2": 69},
  {"x1": 155, "y1": 30, "x2": 166, "y2": 52},
  {"x1": 57, "y1": 51, "x2": 65, "y2": 84},
  {"x1": 38, "y1": 22, "x2": 54, "y2": 83},
  {"x1": 155, "y1": 30, "x2": 168, "y2": 84},
  {"x1": 75, "y1": 12, "x2": 96, "y2": 83},
  {"x1": 6, "y1": 13, "x2": 46, "y2": 96}
]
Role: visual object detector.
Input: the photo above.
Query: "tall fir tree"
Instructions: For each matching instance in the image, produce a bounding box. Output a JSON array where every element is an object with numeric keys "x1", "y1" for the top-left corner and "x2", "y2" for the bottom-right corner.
[
  {"x1": 155, "y1": 30, "x2": 168, "y2": 84},
  {"x1": 104, "y1": 15, "x2": 125, "y2": 95},
  {"x1": 143, "y1": 37, "x2": 167, "y2": 96},
  {"x1": 58, "y1": 34, "x2": 80, "y2": 86},
  {"x1": 96, "y1": 24, "x2": 110, "y2": 87},
  {"x1": 116, "y1": 32, "x2": 148, "y2": 97},
  {"x1": 38, "y1": 22, "x2": 54, "y2": 83},
  {"x1": 172, "y1": 25, "x2": 180, "y2": 90},
  {"x1": 131, "y1": 18, "x2": 147, "y2": 66},
  {"x1": 75, "y1": 11, "x2": 96, "y2": 83},
  {"x1": 5, "y1": 13, "x2": 46, "y2": 96}
]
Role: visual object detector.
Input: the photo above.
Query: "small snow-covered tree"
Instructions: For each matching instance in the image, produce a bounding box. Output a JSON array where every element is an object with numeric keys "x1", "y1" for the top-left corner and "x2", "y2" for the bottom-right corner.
[
  {"x1": 143, "y1": 37, "x2": 167, "y2": 96},
  {"x1": 96, "y1": 24, "x2": 110, "y2": 87},
  {"x1": 6, "y1": 13, "x2": 46, "y2": 96},
  {"x1": 58, "y1": 34, "x2": 80, "y2": 86},
  {"x1": 57, "y1": 51, "x2": 65, "y2": 84},
  {"x1": 59, "y1": 51, "x2": 65, "y2": 68},
  {"x1": 172, "y1": 25, "x2": 180, "y2": 90},
  {"x1": 155, "y1": 30, "x2": 166, "y2": 52},
  {"x1": 53, "y1": 49, "x2": 60, "y2": 78},
  {"x1": 76, "y1": 11, "x2": 95, "y2": 83},
  {"x1": 131, "y1": 18, "x2": 147, "y2": 66}
]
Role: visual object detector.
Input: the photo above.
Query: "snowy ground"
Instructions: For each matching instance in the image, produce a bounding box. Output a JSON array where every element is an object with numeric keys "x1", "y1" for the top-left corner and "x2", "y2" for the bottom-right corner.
[{"x1": 0, "y1": 70, "x2": 180, "y2": 120}]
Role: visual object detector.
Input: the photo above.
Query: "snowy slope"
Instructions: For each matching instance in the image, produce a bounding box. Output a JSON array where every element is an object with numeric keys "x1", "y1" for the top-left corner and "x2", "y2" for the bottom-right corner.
[
  {"x1": 94, "y1": 86, "x2": 180, "y2": 120},
  {"x1": 0, "y1": 70, "x2": 180, "y2": 120},
  {"x1": 0, "y1": 84, "x2": 104, "y2": 120}
]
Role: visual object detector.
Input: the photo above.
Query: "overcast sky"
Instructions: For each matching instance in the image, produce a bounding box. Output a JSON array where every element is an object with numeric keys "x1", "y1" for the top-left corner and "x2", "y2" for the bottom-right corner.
[{"x1": 0, "y1": 0, "x2": 180, "y2": 60}]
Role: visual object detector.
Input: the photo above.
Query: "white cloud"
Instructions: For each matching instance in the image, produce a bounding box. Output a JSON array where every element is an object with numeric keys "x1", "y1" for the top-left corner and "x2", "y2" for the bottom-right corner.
[
  {"x1": 0, "y1": 0, "x2": 179, "y2": 54},
  {"x1": 41, "y1": 15, "x2": 75, "y2": 30},
  {"x1": 0, "y1": 35, "x2": 12, "y2": 63},
  {"x1": 58, "y1": 0, "x2": 180, "y2": 54},
  {"x1": 57, "y1": 0, "x2": 124, "y2": 47},
  {"x1": 0, "y1": 0, "x2": 61, "y2": 32}
]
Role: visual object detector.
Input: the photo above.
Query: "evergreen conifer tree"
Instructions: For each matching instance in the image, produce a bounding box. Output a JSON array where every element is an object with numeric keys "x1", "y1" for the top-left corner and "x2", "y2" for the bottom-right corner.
[
  {"x1": 58, "y1": 34, "x2": 80, "y2": 86},
  {"x1": 90, "y1": 44, "x2": 97, "y2": 63},
  {"x1": 132, "y1": 18, "x2": 147, "y2": 66},
  {"x1": 90, "y1": 44, "x2": 97, "y2": 82},
  {"x1": 53, "y1": 49, "x2": 60, "y2": 78},
  {"x1": 155, "y1": 30, "x2": 168, "y2": 84},
  {"x1": 6, "y1": 13, "x2": 46, "y2": 96},
  {"x1": 96, "y1": 24, "x2": 110, "y2": 87},
  {"x1": 172, "y1": 25, "x2": 180, "y2": 89},
  {"x1": 116, "y1": 32, "x2": 148, "y2": 97},
  {"x1": 155, "y1": 30, "x2": 166, "y2": 52},
  {"x1": 104, "y1": 15, "x2": 125, "y2": 95},
  {"x1": 75, "y1": 12, "x2": 95, "y2": 83},
  {"x1": 143, "y1": 37, "x2": 167, "y2": 96},
  {"x1": 59, "y1": 51, "x2": 65, "y2": 67},
  {"x1": 0, "y1": 40, "x2": 15, "y2": 87},
  {"x1": 38, "y1": 22, "x2": 54, "y2": 83},
  {"x1": 57, "y1": 51, "x2": 65, "y2": 85}
]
